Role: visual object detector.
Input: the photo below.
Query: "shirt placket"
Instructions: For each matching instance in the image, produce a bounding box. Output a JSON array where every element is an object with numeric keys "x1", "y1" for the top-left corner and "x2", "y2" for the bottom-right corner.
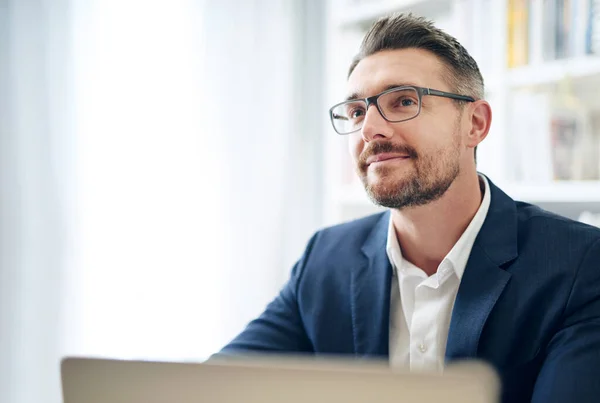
[{"x1": 409, "y1": 283, "x2": 443, "y2": 372}]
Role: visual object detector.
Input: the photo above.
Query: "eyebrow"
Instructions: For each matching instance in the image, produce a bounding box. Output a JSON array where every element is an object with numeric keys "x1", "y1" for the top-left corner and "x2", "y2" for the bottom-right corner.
[{"x1": 345, "y1": 83, "x2": 420, "y2": 101}]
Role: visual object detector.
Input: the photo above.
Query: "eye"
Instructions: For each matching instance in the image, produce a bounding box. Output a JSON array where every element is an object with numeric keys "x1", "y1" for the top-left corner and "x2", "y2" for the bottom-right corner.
[
  {"x1": 392, "y1": 95, "x2": 418, "y2": 108},
  {"x1": 347, "y1": 106, "x2": 366, "y2": 119}
]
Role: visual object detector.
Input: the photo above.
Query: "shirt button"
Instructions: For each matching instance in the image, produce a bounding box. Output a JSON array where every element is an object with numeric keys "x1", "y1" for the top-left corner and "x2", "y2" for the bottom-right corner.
[{"x1": 418, "y1": 343, "x2": 427, "y2": 353}]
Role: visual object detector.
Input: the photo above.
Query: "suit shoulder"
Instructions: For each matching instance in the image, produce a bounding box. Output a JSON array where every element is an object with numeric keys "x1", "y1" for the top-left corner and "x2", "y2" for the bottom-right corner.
[
  {"x1": 516, "y1": 201, "x2": 600, "y2": 244},
  {"x1": 300, "y1": 211, "x2": 387, "y2": 264},
  {"x1": 318, "y1": 211, "x2": 388, "y2": 240}
]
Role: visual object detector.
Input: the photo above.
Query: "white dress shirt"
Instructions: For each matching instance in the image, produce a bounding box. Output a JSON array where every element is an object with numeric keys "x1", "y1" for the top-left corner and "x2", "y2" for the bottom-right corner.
[{"x1": 387, "y1": 175, "x2": 491, "y2": 372}]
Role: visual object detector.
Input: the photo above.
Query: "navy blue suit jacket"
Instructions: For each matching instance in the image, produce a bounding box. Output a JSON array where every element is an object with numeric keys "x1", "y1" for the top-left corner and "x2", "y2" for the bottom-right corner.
[{"x1": 221, "y1": 178, "x2": 600, "y2": 402}]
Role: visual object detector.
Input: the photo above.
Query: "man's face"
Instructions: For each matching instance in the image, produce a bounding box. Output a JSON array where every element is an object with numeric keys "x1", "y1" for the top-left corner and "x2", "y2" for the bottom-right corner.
[{"x1": 347, "y1": 48, "x2": 468, "y2": 209}]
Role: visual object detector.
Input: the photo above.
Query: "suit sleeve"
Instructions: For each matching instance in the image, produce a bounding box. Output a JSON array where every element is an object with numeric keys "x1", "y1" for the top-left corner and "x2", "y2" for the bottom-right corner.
[
  {"x1": 217, "y1": 233, "x2": 318, "y2": 355},
  {"x1": 531, "y1": 238, "x2": 600, "y2": 403}
]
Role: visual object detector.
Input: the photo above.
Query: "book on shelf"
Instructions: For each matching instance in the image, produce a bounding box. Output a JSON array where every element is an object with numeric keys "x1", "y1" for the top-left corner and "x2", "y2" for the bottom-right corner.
[
  {"x1": 549, "y1": 78, "x2": 599, "y2": 180},
  {"x1": 550, "y1": 109, "x2": 589, "y2": 179},
  {"x1": 510, "y1": 0, "x2": 600, "y2": 68},
  {"x1": 589, "y1": 0, "x2": 600, "y2": 54},
  {"x1": 509, "y1": 86, "x2": 600, "y2": 182},
  {"x1": 508, "y1": 0, "x2": 529, "y2": 67},
  {"x1": 528, "y1": 0, "x2": 544, "y2": 64}
]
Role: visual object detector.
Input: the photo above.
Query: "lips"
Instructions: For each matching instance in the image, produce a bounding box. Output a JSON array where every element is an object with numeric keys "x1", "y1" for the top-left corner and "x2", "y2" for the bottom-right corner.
[{"x1": 366, "y1": 153, "x2": 410, "y2": 165}]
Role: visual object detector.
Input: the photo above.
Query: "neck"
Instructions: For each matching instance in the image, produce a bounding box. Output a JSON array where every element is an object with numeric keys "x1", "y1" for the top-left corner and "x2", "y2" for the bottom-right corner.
[{"x1": 390, "y1": 171, "x2": 483, "y2": 276}]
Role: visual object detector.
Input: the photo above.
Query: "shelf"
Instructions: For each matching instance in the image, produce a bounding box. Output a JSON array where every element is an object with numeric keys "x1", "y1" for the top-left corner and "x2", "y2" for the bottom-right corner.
[
  {"x1": 332, "y1": 0, "x2": 452, "y2": 28},
  {"x1": 335, "y1": 181, "x2": 600, "y2": 206},
  {"x1": 324, "y1": 0, "x2": 600, "y2": 224},
  {"x1": 499, "y1": 181, "x2": 600, "y2": 203},
  {"x1": 506, "y1": 56, "x2": 600, "y2": 89}
]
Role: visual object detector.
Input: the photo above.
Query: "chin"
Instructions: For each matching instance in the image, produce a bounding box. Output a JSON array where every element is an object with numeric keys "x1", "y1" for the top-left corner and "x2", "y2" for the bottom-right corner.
[
  {"x1": 364, "y1": 173, "x2": 412, "y2": 193},
  {"x1": 363, "y1": 178, "x2": 408, "y2": 205}
]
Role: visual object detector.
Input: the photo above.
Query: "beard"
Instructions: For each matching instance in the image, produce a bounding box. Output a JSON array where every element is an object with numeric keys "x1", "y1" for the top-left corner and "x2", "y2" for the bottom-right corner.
[{"x1": 357, "y1": 136, "x2": 461, "y2": 210}]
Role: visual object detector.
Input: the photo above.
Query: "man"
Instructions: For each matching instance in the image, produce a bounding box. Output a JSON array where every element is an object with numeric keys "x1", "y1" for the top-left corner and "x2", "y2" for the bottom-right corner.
[{"x1": 219, "y1": 13, "x2": 600, "y2": 403}]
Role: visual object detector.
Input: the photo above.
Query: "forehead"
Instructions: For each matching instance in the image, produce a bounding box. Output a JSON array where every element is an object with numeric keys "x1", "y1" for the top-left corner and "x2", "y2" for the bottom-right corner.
[{"x1": 347, "y1": 48, "x2": 448, "y2": 98}]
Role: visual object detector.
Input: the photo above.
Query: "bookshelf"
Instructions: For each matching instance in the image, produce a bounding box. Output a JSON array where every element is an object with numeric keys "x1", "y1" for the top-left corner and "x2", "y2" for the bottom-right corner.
[
  {"x1": 502, "y1": 181, "x2": 600, "y2": 203},
  {"x1": 506, "y1": 56, "x2": 600, "y2": 88},
  {"x1": 323, "y1": 0, "x2": 600, "y2": 226}
]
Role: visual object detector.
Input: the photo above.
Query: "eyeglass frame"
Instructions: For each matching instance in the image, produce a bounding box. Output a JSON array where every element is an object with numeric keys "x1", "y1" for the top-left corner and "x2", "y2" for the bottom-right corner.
[{"x1": 328, "y1": 85, "x2": 476, "y2": 135}]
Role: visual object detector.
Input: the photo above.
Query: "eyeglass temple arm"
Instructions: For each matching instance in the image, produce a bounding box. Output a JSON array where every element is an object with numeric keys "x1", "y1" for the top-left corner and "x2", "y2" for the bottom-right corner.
[{"x1": 425, "y1": 88, "x2": 476, "y2": 102}]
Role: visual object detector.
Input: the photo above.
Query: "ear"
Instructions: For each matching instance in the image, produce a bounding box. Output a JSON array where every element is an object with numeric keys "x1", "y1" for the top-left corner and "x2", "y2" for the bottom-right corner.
[{"x1": 466, "y1": 100, "x2": 492, "y2": 148}]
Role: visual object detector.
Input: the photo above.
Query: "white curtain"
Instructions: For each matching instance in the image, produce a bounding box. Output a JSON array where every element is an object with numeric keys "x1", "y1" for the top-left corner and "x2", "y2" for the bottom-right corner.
[
  {"x1": 201, "y1": 0, "x2": 325, "y2": 341},
  {"x1": 1, "y1": 1, "x2": 76, "y2": 402},
  {"x1": 0, "y1": 0, "x2": 324, "y2": 402}
]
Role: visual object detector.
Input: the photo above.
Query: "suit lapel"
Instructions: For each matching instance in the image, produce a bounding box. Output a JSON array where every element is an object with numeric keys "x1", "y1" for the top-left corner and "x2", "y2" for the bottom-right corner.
[
  {"x1": 445, "y1": 176, "x2": 518, "y2": 361},
  {"x1": 445, "y1": 244, "x2": 511, "y2": 359},
  {"x1": 350, "y1": 211, "x2": 393, "y2": 357},
  {"x1": 348, "y1": 176, "x2": 519, "y2": 360}
]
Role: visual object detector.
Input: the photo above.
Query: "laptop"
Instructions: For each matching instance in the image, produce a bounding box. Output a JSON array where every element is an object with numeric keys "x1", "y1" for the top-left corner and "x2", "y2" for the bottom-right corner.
[{"x1": 61, "y1": 354, "x2": 500, "y2": 403}]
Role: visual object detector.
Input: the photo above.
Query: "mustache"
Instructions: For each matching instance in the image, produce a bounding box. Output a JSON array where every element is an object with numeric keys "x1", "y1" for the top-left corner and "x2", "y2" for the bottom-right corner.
[{"x1": 358, "y1": 141, "x2": 418, "y2": 167}]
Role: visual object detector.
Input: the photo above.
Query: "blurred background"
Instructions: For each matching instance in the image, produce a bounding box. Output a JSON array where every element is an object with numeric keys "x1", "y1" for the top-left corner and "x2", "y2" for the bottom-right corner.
[{"x1": 2, "y1": 0, "x2": 600, "y2": 402}]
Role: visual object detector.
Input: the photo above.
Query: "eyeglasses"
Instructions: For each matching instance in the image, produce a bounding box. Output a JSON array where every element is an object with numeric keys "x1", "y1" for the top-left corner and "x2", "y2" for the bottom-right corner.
[{"x1": 328, "y1": 85, "x2": 475, "y2": 135}]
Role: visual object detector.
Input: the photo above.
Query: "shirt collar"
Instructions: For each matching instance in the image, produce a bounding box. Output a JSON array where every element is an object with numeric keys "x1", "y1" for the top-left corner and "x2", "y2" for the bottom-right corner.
[{"x1": 385, "y1": 174, "x2": 492, "y2": 280}]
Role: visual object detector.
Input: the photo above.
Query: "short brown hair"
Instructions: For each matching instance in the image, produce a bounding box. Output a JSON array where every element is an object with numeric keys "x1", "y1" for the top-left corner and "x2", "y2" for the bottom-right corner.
[{"x1": 348, "y1": 13, "x2": 484, "y2": 101}]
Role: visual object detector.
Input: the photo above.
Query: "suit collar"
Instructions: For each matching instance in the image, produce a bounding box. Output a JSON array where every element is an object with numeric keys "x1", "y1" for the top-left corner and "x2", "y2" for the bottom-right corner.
[
  {"x1": 352, "y1": 176, "x2": 519, "y2": 361},
  {"x1": 361, "y1": 210, "x2": 390, "y2": 261},
  {"x1": 349, "y1": 211, "x2": 392, "y2": 357},
  {"x1": 384, "y1": 174, "x2": 493, "y2": 281},
  {"x1": 364, "y1": 174, "x2": 517, "y2": 268},
  {"x1": 445, "y1": 175, "x2": 517, "y2": 360},
  {"x1": 472, "y1": 174, "x2": 519, "y2": 266}
]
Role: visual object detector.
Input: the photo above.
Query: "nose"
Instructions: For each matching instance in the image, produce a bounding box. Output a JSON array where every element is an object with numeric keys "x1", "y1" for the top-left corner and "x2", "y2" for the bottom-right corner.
[{"x1": 360, "y1": 103, "x2": 394, "y2": 142}]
